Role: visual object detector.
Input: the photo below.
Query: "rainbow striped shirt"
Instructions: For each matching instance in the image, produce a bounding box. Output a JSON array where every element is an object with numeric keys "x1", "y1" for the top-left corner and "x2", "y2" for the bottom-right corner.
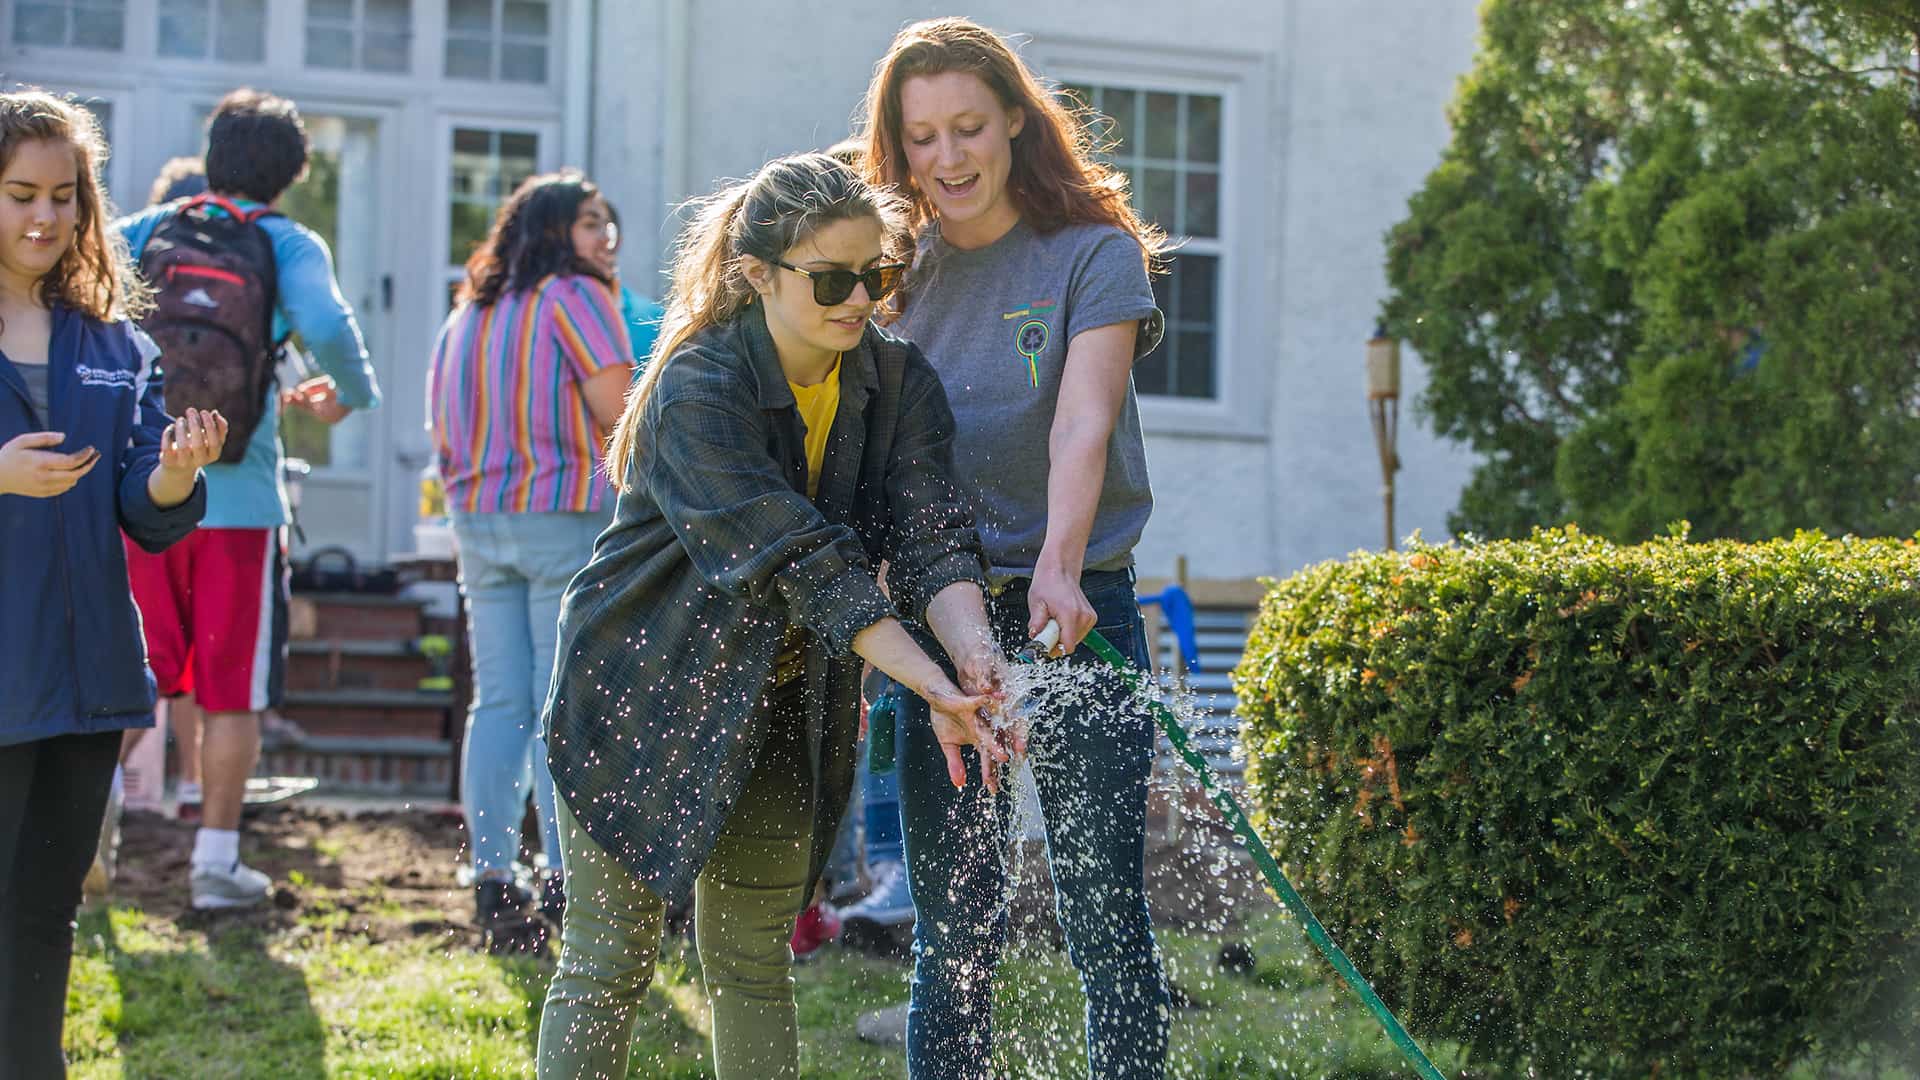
[{"x1": 427, "y1": 274, "x2": 634, "y2": 514}]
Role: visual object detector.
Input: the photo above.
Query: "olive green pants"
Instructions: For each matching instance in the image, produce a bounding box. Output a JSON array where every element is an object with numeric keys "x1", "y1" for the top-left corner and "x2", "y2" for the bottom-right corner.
[{"x1": 536, "y1": 704, "x2": 814, "y2": 1080}]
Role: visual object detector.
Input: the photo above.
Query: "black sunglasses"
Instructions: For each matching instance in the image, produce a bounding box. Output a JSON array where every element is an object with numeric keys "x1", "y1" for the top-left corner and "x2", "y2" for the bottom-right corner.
[{"x1": 773, "y1": 260, "x2": 907, "y2": 306}]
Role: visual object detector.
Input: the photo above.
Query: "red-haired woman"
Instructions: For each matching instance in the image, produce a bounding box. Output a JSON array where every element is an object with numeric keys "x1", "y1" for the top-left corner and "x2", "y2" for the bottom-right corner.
[{"x1": 861, "y1": 17, "x2": 1172, "y2": 1080}]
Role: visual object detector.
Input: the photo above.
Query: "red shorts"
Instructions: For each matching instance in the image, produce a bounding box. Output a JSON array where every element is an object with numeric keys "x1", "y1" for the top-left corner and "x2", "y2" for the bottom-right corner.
[{"x1": 124, "y1": 527, "x2": 289, "y2": 713}]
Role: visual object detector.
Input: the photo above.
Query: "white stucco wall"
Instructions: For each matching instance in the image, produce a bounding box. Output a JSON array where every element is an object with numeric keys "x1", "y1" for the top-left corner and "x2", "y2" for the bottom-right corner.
[
  {"x1": 1262, "y1": 0, "x2": 1483, "y2": 577},
  {"x1": 597, "y1": 0, "x2": 1485, "y2": 582}
]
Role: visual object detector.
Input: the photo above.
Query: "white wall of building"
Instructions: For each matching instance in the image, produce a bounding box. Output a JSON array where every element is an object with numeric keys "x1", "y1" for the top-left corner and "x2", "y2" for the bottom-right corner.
[
  {"x1": 5, "y1": 0, "x2": 1486, "y2": 580},
  {"x1": 1264, "y1": 0, "x2": 1483, "y2": 576},
  {"x1": 598, "y1": 0, "x2": 1484, "y2": 582}
]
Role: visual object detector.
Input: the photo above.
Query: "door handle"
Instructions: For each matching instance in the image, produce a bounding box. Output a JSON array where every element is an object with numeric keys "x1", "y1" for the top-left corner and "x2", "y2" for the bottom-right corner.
[{"x1": 381, "y1": 275, "x2": 393, "y2": 311}]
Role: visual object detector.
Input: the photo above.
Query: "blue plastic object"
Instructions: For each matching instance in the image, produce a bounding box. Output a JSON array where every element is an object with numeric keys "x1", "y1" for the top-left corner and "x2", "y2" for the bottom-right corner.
[{"x1": 1138, "y1": 585, "x2": 1201, "y2": 674}]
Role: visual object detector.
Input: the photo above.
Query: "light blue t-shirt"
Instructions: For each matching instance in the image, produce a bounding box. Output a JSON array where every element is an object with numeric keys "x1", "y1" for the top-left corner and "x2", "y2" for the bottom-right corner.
[
  {"x1": 116, "y1": 200, "x2": 381, "y2": 528},
  {"x1": 620, "y1": 284, "x2": 665, "y2": 372}
]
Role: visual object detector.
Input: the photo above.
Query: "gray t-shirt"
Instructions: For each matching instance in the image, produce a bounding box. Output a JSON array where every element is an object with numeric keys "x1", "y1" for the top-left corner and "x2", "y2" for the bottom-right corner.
[
  {"x1": 13, "y1": 361, "x2": 51, "y2": 419},
  {"x1": 898, "y1": 220, "x2": 1163, "y2": 576}
]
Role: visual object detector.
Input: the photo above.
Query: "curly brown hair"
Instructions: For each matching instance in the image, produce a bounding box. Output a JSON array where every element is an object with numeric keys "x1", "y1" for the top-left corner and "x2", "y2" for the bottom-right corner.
[
  {"x1": 0, "y1": 90, "x2": 147, "y2": 321},
  {"x1": 457, "y1": 170, "x2": 611, "y2": 309}
]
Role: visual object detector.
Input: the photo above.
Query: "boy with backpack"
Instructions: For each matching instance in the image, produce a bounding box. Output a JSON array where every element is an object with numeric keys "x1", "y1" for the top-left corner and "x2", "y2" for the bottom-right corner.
[{"x1": 115, "y1": 88, "x2": 381, "y2": 910}]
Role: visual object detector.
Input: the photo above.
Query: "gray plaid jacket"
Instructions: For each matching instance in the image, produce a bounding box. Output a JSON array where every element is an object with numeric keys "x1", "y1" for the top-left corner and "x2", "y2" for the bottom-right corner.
[{"x1": 544, "y1": 301, "x2": 987, "y2": 903}]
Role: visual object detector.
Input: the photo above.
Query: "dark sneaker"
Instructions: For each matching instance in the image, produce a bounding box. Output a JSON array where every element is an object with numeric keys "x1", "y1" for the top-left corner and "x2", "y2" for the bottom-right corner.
[
  {"x1": 476, "y1": 879, "x2": 547, "y2": 955},
  {"x1": 538, "y1": 872, "x2": 566, "y2": 925}
]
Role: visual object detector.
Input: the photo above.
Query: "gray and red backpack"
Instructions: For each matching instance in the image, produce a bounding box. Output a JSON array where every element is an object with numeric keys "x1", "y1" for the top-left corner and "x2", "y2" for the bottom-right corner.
[{"x1": 136, "y1": 194, "x2": 281, "y2": 463}]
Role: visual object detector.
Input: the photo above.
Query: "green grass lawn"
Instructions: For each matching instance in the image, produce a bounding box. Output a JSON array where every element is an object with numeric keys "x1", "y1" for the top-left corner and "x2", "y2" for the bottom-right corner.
[
  {"x1": 63, "y1": 807, "x2": 1915, "y2": 1079},
  {"x1": 64, "y1": 901, "x2": 1454, "y2": 1080}
]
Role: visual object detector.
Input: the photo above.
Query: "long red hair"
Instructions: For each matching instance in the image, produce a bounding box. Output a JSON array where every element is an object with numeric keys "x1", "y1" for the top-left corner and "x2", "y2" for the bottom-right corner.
[{"x1": 859, "y1": 18, "x2": 1167, "y2": 279}]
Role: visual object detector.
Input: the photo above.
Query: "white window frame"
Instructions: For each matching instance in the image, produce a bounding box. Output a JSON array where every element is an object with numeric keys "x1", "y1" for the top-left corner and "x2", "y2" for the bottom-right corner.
[
  {"x1": 1066, "y1": 81, "x2": 1226, "y2": 401},
  {"x1": 8, "y1": 0, "x2": 132, "y2": 53},
  {"x1": 152, "y1": 0, "x2": 267, "y2": 64},
  {"x1": 301, "y1": 0, "x2": 415, "y2": 75},
  {"x1": 1033, "y1": 38, "x2": 1274, "y2": 441},
  {"x1": 441, "y1": 0, "x2": 553, "y2": 85}
]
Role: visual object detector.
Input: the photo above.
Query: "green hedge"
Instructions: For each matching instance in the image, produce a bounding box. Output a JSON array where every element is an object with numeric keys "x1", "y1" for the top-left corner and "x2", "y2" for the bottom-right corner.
[{"x1": 1234, "y1": 528, "x2": 1920, "y2": 1077}]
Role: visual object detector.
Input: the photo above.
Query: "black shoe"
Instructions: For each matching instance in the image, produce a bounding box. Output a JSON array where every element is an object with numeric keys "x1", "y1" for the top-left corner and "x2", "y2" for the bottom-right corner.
[
  {"x1": 538, "y1": 872, "x2": 565, "y2": 925},
  {"x1": 475, "y1": 879, "x2": 547, "y2": 955}
]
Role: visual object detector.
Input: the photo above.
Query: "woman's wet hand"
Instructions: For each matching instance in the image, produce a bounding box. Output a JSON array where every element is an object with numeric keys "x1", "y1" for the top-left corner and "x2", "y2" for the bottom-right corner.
[
  {"x1": 924, "y1": 677, "x2": 1007, "y2": 794},
  {"x1": 956, "y1": 649, "x2": 1025, "y2": 758}
]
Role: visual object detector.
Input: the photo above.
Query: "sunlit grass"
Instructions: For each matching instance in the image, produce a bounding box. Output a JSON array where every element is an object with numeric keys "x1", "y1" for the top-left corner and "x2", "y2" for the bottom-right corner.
[{"x1": 63, "y1": 901, "x2": 1912, "y2": 1078}]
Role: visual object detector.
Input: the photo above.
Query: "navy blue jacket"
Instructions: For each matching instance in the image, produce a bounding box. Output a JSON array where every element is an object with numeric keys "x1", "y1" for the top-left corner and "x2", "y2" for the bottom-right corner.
[{"x1": 0, "y1": 306, "x2": 205, "y2": 747}]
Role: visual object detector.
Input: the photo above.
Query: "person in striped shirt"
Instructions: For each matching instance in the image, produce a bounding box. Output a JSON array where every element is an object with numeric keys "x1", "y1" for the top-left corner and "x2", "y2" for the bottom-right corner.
[{"x1": 426, "y1": 169, "x2": 634, "y2": 950}]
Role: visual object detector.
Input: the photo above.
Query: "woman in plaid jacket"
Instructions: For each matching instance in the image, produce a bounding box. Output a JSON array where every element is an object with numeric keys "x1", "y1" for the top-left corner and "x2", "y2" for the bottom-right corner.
[{"x1": 537, "y1": 152, "x2": 1011, "y2": 1079}]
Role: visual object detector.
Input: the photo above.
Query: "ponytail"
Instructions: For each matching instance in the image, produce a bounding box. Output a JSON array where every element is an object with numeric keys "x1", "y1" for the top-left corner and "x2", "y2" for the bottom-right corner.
[{"x1": 604, "y1": 185, "x2": 754, "y2": 490}]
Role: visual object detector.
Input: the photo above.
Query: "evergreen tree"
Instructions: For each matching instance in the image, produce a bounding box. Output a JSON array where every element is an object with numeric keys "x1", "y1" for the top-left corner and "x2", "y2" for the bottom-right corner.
[{"x1": 1385, "y1": 0, "x2": 1920, "y2": 540}]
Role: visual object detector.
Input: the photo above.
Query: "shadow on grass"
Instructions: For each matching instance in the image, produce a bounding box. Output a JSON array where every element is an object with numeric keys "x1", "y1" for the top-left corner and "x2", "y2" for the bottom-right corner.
[{"x1": 82, "y1": 907, "x2": 326, "y2": 1080}]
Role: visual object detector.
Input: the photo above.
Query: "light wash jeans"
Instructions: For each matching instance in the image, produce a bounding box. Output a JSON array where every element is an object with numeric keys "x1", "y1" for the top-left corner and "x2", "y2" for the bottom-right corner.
[{"x1": 451, "y1": 509, "x2": 604, "y2": 878}]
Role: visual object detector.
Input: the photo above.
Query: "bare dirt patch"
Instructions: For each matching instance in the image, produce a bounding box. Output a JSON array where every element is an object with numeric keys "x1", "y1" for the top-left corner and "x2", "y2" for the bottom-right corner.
[
  {"x1": 109, "y1": 804, "x2": 478, "y2": 945},
  {"x1": 108, "y1": 788, "x2": 1273, "y2": 960}
]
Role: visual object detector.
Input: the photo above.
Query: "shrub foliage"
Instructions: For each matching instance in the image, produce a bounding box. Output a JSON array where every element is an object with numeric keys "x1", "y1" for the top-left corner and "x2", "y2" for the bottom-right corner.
[{"x1": 1235, "y1": 528, "x2": 1920, "y2": 1077}]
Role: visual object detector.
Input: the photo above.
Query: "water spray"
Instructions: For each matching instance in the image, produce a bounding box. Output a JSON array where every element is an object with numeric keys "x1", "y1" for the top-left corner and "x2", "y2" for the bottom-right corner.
[{"x1": 1016, "y1": 620, "x2": 1448, "y2": 1080}]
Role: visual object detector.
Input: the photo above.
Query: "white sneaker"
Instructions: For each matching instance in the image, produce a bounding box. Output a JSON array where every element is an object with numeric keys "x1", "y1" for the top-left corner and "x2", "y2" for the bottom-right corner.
[
  {"x1": 840, "y1": 859, "x2": 914, "y2": 928},
  {"x1": 191, "y1": 860, "x2": 272, "y2": 910}
]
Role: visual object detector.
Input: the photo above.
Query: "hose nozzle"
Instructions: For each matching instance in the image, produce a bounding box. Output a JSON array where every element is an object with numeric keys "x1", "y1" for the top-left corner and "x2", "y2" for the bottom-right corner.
[{"x1": 1013, "y1": 620, "x2": 1062, "y2": 664}]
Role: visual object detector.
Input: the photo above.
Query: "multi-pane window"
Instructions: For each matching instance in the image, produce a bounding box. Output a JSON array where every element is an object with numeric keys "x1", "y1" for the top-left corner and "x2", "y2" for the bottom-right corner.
[
  {"x1": 445, "y1": 0, "x2": 550, "y2": 83},
  {"x1": 306, "y1": 0, "x2": 411, "y2": 73},
  {"x1": 12, "y1": 0, "x2": 125, "y2": 49},
  {"x1": 1065, "y1": 84, "x2": 1225, "y2": 399},
  {"x1": 446, "y1": 127, "x2": 540, "y2": 303},
  {"x1": 158, "y1": 0, "x2": 266, "y2": 62}
]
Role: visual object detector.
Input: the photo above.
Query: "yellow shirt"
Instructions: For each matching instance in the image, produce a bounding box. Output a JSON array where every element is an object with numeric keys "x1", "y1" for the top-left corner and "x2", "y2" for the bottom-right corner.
[
  {"x1": 788, "y1": 356, "x2": 841, "y2": 500},
  {"x1": 776, "y1": 355, "x2": 842, "y2": 683}
]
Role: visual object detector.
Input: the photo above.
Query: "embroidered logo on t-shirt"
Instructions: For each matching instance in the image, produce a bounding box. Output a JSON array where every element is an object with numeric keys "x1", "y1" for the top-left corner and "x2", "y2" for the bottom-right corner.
[
  {"x1": 75, "y1": 364, "x2": 137, "y2": 390},
  {"x1": 1002, "y1": 299, "x2": 1057, "y2": 388}
]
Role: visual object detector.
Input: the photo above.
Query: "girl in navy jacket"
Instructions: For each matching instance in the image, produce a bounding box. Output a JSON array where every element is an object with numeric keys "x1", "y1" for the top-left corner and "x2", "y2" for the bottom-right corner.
[{"x1": 0, "y1": 91, "x2": 226, "y2": 1077}]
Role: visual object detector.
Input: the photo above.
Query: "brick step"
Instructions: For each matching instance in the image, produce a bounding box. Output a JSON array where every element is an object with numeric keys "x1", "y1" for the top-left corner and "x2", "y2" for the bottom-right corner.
[
  {"x1": 286, "y1": 639, "x2": 437, "y2": 693},
  {"x1": 290, "y1": 592, "x2": 431, "y2": 642},
  {"x1": 258, "y1": 735, "x2": 453, "y2": 797},
  {"x1": 281, "y1": 687, "x2": 454, "y2": 741}
]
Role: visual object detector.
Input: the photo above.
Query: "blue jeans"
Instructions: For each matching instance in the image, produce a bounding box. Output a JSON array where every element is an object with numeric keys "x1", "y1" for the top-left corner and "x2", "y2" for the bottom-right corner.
[
  {"x1": 898, "y1": 569, "x2": 1169, "y2": 1080},
  {"x1": 451, "y1": 510, "x2": 604, "y2": 878}
]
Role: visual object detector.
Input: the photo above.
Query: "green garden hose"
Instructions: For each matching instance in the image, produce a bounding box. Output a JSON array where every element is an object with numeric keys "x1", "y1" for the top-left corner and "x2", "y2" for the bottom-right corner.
[{"x1": 1077, "y1": 627, "x2": 1448, "y2": 1080}]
